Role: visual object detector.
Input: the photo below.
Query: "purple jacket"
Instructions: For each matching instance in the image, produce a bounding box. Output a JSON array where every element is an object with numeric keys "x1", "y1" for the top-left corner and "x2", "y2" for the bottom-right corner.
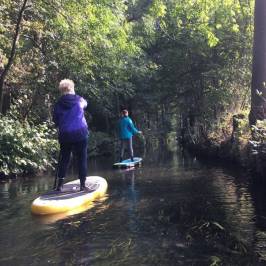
[{"x1": 53, "y1": 94, "x2": 88, "y2": 143}]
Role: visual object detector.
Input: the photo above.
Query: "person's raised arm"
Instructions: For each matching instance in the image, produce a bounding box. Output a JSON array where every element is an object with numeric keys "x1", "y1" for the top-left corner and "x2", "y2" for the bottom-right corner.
[{"x1": 128, "y1": 118, "x2": 141, "y2": 135}]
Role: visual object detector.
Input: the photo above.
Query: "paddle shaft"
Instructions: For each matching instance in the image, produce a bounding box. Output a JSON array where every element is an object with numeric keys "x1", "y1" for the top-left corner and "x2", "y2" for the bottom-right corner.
[{"x1": 53, "y1": 151, "x2": 61, "y2": 190}]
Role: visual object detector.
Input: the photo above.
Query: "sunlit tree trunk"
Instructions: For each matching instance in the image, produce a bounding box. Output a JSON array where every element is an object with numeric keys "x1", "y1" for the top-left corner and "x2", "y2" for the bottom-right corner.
[
  {"x1": 0, "y1": 0, "x2": 28, "y2": 114},
  {"x1": 249, "y1": 0, "x2": 266, "y2": 125}
]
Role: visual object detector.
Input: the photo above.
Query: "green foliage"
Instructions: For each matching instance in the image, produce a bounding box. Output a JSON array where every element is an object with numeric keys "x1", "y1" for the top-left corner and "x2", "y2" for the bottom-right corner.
[
  {"x1": 1, "y1": 0, "x2": 254, "y2": 124},
  {"x1": 0, "y1": 0, "x2": 256, "y2": 174},
  {"x1": 136, "y1": 0, "x2": 253, "y2": 139},
  {"x1": 0, "y1": 115, "x2": 58, "y2": 176},
  {"x1": 251, "y1": 121, "x2": 266, "y2": 143},
  {"x1": 88, "y1": 131, "x2": 115, "y2": 157}
]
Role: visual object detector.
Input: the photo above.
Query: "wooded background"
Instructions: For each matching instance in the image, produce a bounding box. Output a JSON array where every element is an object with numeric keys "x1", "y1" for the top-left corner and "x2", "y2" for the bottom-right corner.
[{"x1": 0, "y1": 0, "x2": 256, "y2": 175}]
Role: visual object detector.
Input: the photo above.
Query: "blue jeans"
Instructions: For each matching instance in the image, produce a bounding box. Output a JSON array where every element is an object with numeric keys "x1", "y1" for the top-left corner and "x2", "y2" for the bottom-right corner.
[{"x1": 58, "y1": 137, "x2": 88, "y2": 182}]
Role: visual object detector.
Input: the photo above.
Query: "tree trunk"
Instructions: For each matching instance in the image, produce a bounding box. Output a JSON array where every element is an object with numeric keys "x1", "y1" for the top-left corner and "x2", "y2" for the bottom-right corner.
[
  {"x1": 0, "y1": 0, "x2": 28, "y2": 114},
  {"x1": 249, "y1": 0, "x2": 266, "y2": 125}
]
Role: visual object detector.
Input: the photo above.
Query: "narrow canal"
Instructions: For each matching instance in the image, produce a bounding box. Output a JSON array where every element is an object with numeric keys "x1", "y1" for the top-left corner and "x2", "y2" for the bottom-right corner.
[{"x1": 0, "y1": 147, "x2": 266, "y2": 265}]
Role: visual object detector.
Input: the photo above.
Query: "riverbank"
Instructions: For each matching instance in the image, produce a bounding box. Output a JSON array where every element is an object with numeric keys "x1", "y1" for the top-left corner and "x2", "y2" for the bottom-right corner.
[{"x1": 181, "y1": 113, "x2": 266, "y2": 179}]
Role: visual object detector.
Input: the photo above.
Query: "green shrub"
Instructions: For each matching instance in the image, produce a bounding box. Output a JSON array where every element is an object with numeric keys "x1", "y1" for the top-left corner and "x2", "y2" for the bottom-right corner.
[
  {"x1": 0, "y1": 116, "x2": 58, "y2": 176},
  {"x1": 88, "y1": 131, "x2": 115, "y2": 156}
]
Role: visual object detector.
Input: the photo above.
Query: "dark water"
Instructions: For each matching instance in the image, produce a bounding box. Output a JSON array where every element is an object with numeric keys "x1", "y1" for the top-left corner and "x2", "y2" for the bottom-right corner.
[{"x1": 1, "y1": 148, "x2": 266, "y2": 266}]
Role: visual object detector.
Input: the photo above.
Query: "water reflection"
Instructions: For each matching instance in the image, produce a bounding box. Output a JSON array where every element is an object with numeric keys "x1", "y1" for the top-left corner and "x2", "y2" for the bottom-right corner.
[{"x1": 0, "y1": 148, "x2": 266, "y2": 265}]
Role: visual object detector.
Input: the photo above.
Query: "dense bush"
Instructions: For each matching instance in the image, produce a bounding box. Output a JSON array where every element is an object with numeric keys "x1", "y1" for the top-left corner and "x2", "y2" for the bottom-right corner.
[
  {"x1": 0, "y1": 116, "x2": 58, "y2": 176},
  {"x1": 88, "y1": 131, "x2": 115, "y2": 157}
]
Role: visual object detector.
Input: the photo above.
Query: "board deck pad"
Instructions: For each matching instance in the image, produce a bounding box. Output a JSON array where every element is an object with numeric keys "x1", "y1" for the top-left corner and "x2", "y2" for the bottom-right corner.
[
  {"x1": 39, "y1": 183, "x2": 100, "y2": 201},
  {"x1": 113, "y1": 157, "x2": 142, "y2": 169},
  {"x1": 31, "y1": 176, "x2": 108, "y2": 215}
]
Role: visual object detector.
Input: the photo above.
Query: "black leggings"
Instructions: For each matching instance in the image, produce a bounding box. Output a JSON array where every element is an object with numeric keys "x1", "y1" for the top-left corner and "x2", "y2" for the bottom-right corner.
[{"x1": 58, "y1": 137, "x2": 88, "y2": 182}]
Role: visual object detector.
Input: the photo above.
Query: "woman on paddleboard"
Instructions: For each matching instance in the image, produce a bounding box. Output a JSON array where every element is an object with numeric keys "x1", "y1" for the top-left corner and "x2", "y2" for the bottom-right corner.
[
  {"x1": 53, "y1": 79, "x2": 88, "y2": 191},
  {"x1": 118, "y1": 109, "x2": 142, "y2": 162}
]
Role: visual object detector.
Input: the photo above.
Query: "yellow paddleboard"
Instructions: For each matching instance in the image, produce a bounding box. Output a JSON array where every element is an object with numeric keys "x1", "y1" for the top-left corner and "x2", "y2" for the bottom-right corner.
[{"x1": 31, "y1": 176, "x2": 108, "y2": 215}]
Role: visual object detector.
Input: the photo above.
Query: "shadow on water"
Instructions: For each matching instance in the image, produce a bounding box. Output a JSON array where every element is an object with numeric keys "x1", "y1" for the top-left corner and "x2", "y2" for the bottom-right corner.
[{"x1": 1, "y1": 142, "x2": 266, "y2": 265}]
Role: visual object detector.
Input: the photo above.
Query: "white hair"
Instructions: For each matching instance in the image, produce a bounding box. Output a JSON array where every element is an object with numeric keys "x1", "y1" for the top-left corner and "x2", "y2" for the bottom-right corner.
[{"x1": 59, "y1": 79, "x2": 75, "y2": 94}]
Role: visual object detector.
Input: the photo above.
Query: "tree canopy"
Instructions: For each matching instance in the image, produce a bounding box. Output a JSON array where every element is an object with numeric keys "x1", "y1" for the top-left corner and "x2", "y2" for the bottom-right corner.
[{"x1": 0, "y1": 0, "x2": 255, "y2": 175}]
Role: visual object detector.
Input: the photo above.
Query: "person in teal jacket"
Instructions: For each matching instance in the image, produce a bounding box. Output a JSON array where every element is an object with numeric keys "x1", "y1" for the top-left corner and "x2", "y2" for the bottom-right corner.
[{"x1": 118, "y1": 109, "x2": 142, "y2": 162}]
